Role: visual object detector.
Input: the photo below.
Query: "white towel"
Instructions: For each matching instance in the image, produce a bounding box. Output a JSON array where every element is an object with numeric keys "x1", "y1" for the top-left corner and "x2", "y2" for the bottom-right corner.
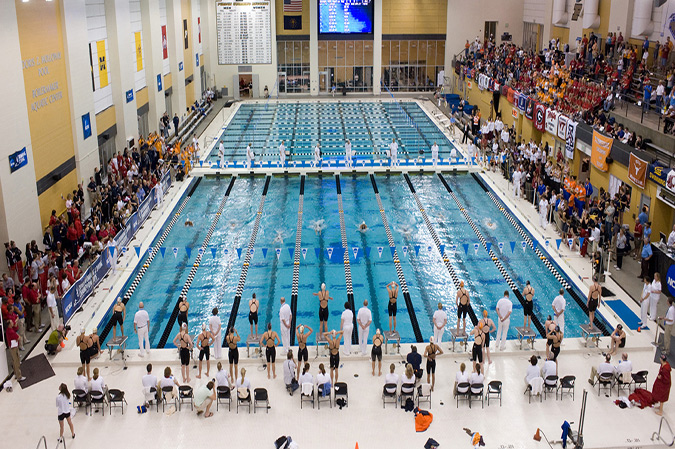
[
  {"x1": 530, "y1": 377, "x2": 544, "y2": 395},
  {"x1": 301, "y1": 383, "x2": 314, "y2": 396}
]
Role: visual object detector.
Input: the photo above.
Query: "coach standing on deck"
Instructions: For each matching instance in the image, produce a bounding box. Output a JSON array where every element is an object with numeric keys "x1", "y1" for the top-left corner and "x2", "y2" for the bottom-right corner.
[
  {"x1": 357, "y1": 300, "x2": 372, "y2": 355},
  {"x1": 134, "y1": 302, "x2": 150, "y2": 357}
]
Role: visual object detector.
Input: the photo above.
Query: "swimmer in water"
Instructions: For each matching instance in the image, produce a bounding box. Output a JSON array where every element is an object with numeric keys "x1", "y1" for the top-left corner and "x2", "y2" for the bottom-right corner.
[
  {"x1": 229, "y1": 220, "x2": 238, "y2": 229},
  {"x1": 483, "y1": 218, "x2": 497, "y2": 230},
  {"x1": 273, "y1": 231, "x2": 284, "y2": 244},
  {"x1": 398, "y1": 225, "x2": 412, "y2": 237},
  {"x1": 358, "y1": 221, "x2": 368, "y2": 232},
  {"x1": 311, "y1": 219, "x2": 326, "y2": 236},
  {"x1": 185, "y1": 217, "x2": 194, "y2": 227}
]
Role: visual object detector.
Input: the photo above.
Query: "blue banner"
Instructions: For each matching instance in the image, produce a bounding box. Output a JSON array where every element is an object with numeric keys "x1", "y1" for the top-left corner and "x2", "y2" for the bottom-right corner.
[
  {"x1": 61, "y1": 171, "x2": 171, "y2": 324},
  {"x1": 126, "y1": 89, "x2": 134, "y2": 103},
  {"x1": 82, "y1": 113, "x2": 92, "y2": 140},
  {"x1": 8, "y1": 147, "x2": 28, "y2": 173},
  {"x1": 157, "y1": 73, "x2": 163, "y2": 92}
]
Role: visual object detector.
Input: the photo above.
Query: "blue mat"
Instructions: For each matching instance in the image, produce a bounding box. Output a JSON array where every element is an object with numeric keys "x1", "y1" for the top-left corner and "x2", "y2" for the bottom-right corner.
[{"x1": 604, "y1": 300, "x2": 641, "y2": 330}]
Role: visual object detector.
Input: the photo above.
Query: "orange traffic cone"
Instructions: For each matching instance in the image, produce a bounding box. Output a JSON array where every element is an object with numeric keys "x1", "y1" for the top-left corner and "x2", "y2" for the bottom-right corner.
[
  {"x1": 533, "y1": 428, "x2": 541, "y2": 441},
  {"x1": 637, "y1": 326, "x2": 641, "y2": 333},
  {"x1": 355, "y1": 443, "x2": 359, "y2": 449}
]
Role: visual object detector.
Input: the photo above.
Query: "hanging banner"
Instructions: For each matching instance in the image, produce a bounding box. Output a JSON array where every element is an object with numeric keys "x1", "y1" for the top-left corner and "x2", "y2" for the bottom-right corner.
[
  {"x1": 327, "y1": 247, "x2": 333, "y2": 260},
  {"x1": 628, "y1": 153, "x2": 648, "y2": 189},
  {"x1": 134, "y1": 31, "x2": 143, "y2": 71},
  {"x1": 565, "y1": 120, "x2": 577, "y2": 160},
  {"x1": 498, "y1": 242, "x2": 504, "y2": 253},
  {"x1": 511, "y1": 107, "x2": 518, "y2": 119},
  {"x1": 545, "y1": 108, "x2": 558, "y2": 134},
  {"x1": 557, "y1": 114, "x2": 568, "y2": 140},
  {"x1": 507, "y1": 88, "x2": 515, "y2": 103},
  {"x1": 302, "y1": 248, "x2": 307, "y2": 260},
  {"x1": 377, "y1": 247, "x2": 383, "y2": 258},
  {"x1": 352, "y1": 247, "x2": 359, "y2": 260},
  {"x1": 521, "y1": 241, "x2": 527, "y2": 252},
  {"x1": 517, "y1": 92, "x2": 527, "y2": 112},
  {"x1": 172, "y1": 247, "x2": 178, "y2": 258},
  {"x1": 509, "y1": 241, "x2": 516, "y2": 253},
  {"x1": 162, "y1": 25, "x2": 168, "y2": 59},
  {"x1": 276, "y1": 248, "x2": 281, "y2": 259},
  {"x1": 96, "y1": 39, "x2": 109, "y2": 88},
  {"x1": 590, "y1": 130, "x2": 612, "y2": 172},
  {"x1": 525, "y1": 97, "x2": 534, "y2": 120},
  {"x1": 473, "y1": 243, "x2": 479, "y2": 254},
  {"x1": 534, "y1": 103, "x2": 546, "y2": 131}
]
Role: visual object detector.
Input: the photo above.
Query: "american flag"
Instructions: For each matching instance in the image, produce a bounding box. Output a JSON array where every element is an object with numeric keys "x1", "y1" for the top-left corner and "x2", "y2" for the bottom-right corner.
[{"x1": 284, "y1": 0, "x2": 302, "y2": 12}]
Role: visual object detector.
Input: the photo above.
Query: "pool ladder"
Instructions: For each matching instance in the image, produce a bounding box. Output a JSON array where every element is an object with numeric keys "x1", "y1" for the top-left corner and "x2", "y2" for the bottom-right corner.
[
  {"x1": 35, "y1": 436, "x2": 67, "y2": 449},
  {"x1": 652, "y1": 417, "x2": 675, "y2": 446}
]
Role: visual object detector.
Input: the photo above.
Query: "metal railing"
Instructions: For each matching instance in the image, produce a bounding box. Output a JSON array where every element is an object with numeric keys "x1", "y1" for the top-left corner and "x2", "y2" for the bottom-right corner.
[{"x1": 652, "y1": 416, "x2": 675, "y2": 446}]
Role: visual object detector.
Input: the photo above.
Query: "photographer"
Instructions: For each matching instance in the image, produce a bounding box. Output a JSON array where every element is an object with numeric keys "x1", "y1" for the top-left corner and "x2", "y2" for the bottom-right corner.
[{"x1": 45, "y1": 324, "x2": 70, "y2": 355}]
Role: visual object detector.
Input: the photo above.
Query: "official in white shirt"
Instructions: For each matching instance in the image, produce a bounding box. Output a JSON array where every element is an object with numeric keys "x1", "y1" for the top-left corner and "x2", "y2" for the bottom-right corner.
[
  {"x1": 245, "y1": 143, "x2": 254, "y2": 167},
  {"x1": 552, "y1": 289, "x2": 566, "y2": 335},
  {"x1": 134, "y1": 302, "x2": 151, "y2": 357},
  {"x1": 218, "y1": 142, "x2": 225, "y2": 168},
  {"x1": 432, "y1": 302, "x2": 448, "y2": 343},
  {"x1": 640, "y1": 277, "x2": 652, "y2": 326},
  {"x1": 539, "y1": 196, "x2": 549, "y2": 229},
  {"x1": 74, "y1": 367, "x2": 88, "y2": 392},
  {"x1": 345, "y1": 140, "x2": 352, "y2": 166},
  {"x1": 279, "y1": 297, "x2": 292, "y2": 353},
  {"x1": 513, "y1": 168, "x2": 522, "y2": 199},
  {"x1": 667, "y1": 225, "x2": 675, "y2": 248},
  {"x1": 431, "y1": 142, "x2": 439, "y2": 166},
  {"x1": 661, "y1": 298, "x2": 675, "y2": 354},
  {"x1": 384, "y1": 363, "x2": 400, "y2": 394},
  {"x1": 209, "y1": 307, "x2": 222, "y2": 359},
  {"x1": 388, "y1": 138, "x2": 398, "y2": 165},
  {"x1": 495, "y1": 291, "x2": 512, "y2": 351},
  {"x1": 313, "y1": 143, "x2": 322, "y2": 165},
  {"x1": 650, "y1": 273, "x2": 662, "y2": 321},
  {"x1": 615, "y1": 353, "x2": 633, "y2": 376},
  {"x1": 279, "y1": 141, "x2": 286, "y2": 166},
  {"x1": 357, "y1": 300, "x2": 372, "y2": 355},
  {"x1": 341, "y1": 302, "x2": 354, "y2": 355},
  {"x1": 525, "y1": 355, "x2": 540, "y2": 387},
  {"x1": 589, "y1": 354, "x2": 615, "y2": 384}
]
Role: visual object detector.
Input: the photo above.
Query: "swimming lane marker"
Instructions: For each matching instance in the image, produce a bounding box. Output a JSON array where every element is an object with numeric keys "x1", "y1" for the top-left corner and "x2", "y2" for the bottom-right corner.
[
  {"x1": 498, "y1": 242, "x2": 504, "y2": 253},
  {"x1": 377, "y1": 247, "x2": 383, "y2": 258},
  {"x1": 327, "y1": 247, "x2": 333, "y2": 260},
  {"x1": 276, "y1": 248, "x2": 281, "y2": 260},
  {"x1": 302, "y1": 248, "x2": 307, "y2": 260}
]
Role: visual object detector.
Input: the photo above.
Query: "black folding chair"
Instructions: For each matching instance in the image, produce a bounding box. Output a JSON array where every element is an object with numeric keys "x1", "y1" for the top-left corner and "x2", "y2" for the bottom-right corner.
[
  {"x1": 558, "y1": 375, "x2": 576, "y2": 401},
  {"x1": 487, "y1": 380, "x2": 502, "y2": 406},
  {"x1": 254, "y1": 388, "x2": 269, "y2": 414},
  {"x1": 108, "y1": 389, "x2": 127, "y2": 415},
  {"x1": 216, "y1": 386, "x2": 232, "y2": 411},
  {"x1": 382, "y1": 384, "x2": 398, "y2": 408}
]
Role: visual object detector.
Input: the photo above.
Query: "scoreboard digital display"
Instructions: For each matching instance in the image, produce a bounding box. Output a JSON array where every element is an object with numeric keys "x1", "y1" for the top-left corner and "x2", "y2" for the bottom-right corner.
[{"x1": 319, "y1": 0, "x2": 374, "y2": 35}]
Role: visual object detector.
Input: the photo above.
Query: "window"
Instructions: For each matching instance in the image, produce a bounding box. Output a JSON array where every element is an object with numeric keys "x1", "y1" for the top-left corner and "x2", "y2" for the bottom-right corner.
[
  {"x1": 277, "y1": 41, "x2": 310, "y2": 93},
  {"x1": 381, "y1": 40, "x2": 445, "y2": 92},
  {"x1": 319, "y1": 40, "x2": 374, "y2": 92}
]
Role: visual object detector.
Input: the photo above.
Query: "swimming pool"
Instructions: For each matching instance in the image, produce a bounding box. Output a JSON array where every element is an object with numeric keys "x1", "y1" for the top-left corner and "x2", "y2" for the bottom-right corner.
[
  {"x1": 208, "y1": 101, "x2": 457, "y2": 163},
  {"x1": 100, "y1": 172, "x2": 607, "y2": 348}
]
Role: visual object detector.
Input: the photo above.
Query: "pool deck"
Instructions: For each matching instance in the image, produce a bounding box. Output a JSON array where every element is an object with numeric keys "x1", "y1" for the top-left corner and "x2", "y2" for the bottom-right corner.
[{"x1": 3, "y1": 96, "x2": 672, "y2": 449}]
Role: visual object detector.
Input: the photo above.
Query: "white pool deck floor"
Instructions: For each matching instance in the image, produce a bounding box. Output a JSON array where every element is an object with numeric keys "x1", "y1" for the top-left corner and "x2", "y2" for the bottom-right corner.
[{"x1": 2, "y1": 97, "x2": 673, "y2": 449}]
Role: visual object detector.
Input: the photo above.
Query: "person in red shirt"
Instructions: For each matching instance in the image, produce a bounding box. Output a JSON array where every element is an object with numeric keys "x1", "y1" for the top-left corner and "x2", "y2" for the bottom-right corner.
[
  {"x1": 6, "y1": 320, "x2": 24, "y2": 381},
  {"x1": 28, "y1": 281, "x2": 43, "y2": 332},
  {"x1": 71, "y1": 260, "x2": 82, "y2": 281}
]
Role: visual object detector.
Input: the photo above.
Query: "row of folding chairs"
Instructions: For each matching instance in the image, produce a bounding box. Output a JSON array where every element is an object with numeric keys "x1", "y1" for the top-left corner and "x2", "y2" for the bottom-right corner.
[
  {"x1": 526, "y1": 376, "x2": 576, "y2": 402},
  {"x1": 72, "y1": 389, "x2": 127, "y2": 416},
  {"x1": 593, "y1": 370, "x2": 648, "y2": 397},
  {"x1": 456, "y1": 381, "x2": 502, "y2": 408},
  {"x1": 382, "y1": 383, "x2": 432, "y2": 409}
]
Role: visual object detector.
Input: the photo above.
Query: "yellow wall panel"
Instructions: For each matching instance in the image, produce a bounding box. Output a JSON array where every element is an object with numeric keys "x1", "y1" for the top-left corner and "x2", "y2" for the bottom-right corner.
[
  {"x1": 276, "y1": 0, "x2": 310, "y2": 35},
  {"x1": 165, "y1": 73, "x2": 173, "y2": 89},
  {"x1": 382, "y1": 0, "x2": 447, "y2": 35},
  {"x1": 96, "y1": 106, "x2": 116, "y2": 134},
  {"x1": 38, "y1": 171, "x2": 78, "y2": 230},
  {"x1": 15, "y1": 0, "x2": 76, "y2": 191},
  {"x1": 136, "y1": 87, "x2": 148, "y2": 108},
  {"x1": 550, "y1": 26, "x2": 570, "y2": 46}
]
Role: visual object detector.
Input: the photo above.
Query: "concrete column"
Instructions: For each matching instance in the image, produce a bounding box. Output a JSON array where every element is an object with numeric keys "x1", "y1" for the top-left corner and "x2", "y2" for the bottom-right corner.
[
  {"x1": 166, "y1": 0, "x2": 187, "y2": 116},
  {"x1": 608, "y1": 0, "x2": 634, "y2": 37},
  {"x1": 141, "y1": 0, "x2": 165, "y2": 134},
  {"x1": 191, "y1": 0, "x2": 202, "y2": 100},
  {"x1": 309, "y1": 0, "x2": 318, "y2": 96},
  {"x1": 444, "y1": 0, "x2": 453, "y2": 79},
  {"x1": 0, "y1": 0, "x2": 42, "y2": 270},
  {"x1": 373, "y1": 0, "x2": 382, "y2": 95},
  {"x1": 61, "y1": 0, "x2": 101, "y2": 201},
  {"x1": 200, "y1": 0, "x2": 217, "y2": 90},
  {"x1": 105, "y1": 0, "x2": 139, "y2": 149}
]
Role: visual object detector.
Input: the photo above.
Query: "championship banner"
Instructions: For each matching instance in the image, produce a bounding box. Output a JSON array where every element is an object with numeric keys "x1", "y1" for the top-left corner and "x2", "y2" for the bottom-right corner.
[
  {"x1": 557, "y1": 114, "x2": 568, "y2": 140},
  {"x1": 565, "y1": 120, "x2": 577, "y2": 160},
  {"x1": 545, "y1": 108, "x2": 558, "y2": 134},
  {"x1": 134, "y1": 31, "x2": 143, "y2": 71},
  {"x1": 628, "y1": 153, "x2": 648, "y2": 189},
  {"x1": 511, "y1": 107, "x2": 518, "y2": 119},
  {"x1": 534, "y1": 103, "x2": 546, "y2": 131},
  {"x1": 507, "y1": 88, "x2": 515, "y2": 103},
  {"x1": 96, "y1": 39, "x2": 108, "y2": 88},
  {"x1": 525, "y1": 97, "x2": 534, "y2": 120},
  {"x1": 590, "y1": 130, "x2": 612, "y2": 171}
]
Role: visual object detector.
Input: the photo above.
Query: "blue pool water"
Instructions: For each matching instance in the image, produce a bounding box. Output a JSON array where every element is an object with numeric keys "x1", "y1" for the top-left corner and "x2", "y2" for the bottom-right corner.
[
  {"x1": 101, "y1": 173, "x2": 606, "y2": 348},
  {"x1": 208, "y1": 101, "x2": 456, "y2": 162}
]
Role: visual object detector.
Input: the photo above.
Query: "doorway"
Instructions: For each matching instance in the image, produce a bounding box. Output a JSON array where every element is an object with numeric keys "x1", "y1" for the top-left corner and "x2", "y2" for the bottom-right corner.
[
  {"x1": 484, "y1": 21, "x2": 497, "y2": 41},
  {"x1": 319, "y1": 71, "x2": 329, "y2": 93},
  {"x1": 138, "y1": 111, "x2": 149, "y2": 138},
  {"x1": 640, "y1": 193, "x2": 651, "y2": 217},
  {"x1": 278, "y1": 72, "x2": 286, "y2": 95},
  {"x1": 164, "y1": 90, "x2": 173, "y2": 118},
  {"x1": 238, "y1": 74, "x2": 253, "y2": 98}
]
